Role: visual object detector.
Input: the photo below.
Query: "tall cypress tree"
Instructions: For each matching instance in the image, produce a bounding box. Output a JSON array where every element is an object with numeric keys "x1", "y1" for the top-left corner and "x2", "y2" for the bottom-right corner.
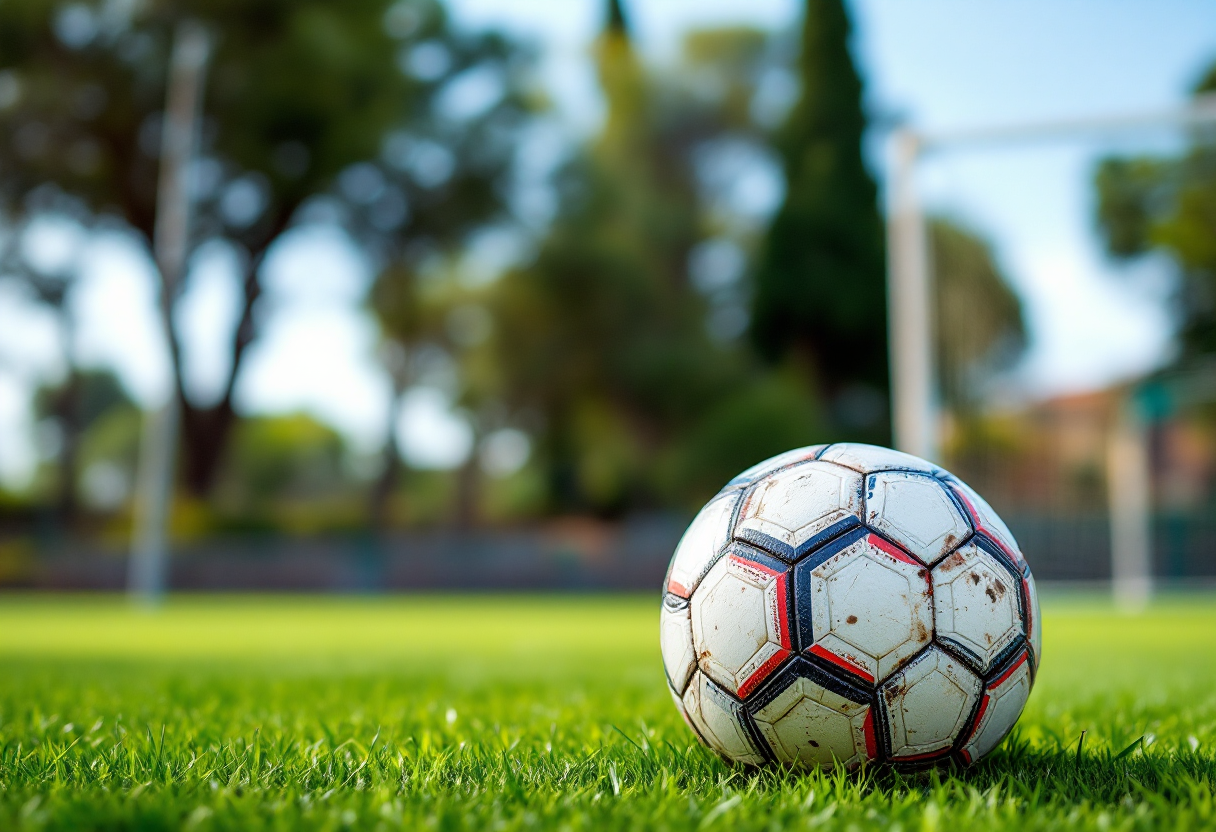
[
  {"x1": 750, "y1": 0, "x2": 887, "y2": 432},
  {"x1": 484, "y1": 0, "x2": 756, "y2": 513},
  {"x1": 1094, "y1": 65, "x2": 1216, "y2": 361}
]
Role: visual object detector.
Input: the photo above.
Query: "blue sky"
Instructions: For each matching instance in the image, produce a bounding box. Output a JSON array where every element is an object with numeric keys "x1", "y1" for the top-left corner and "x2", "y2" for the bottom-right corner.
[{"x1": 0, "y1": 0, "x2": 1214, "y2": 485}]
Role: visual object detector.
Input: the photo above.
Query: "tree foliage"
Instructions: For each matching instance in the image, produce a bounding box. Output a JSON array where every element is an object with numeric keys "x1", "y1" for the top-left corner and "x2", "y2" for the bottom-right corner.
[
  {"x1": 1094, "y1": 65, "x2": 1216, "y2": 359},
  {"x1": 480, "y1": 4, "x2": 826, "y2": 515},
  {"x1": 0, "y1": 0, "x2": 934, "y2": 525},
  {"x1": 0, "y1": 0, "x2": 528, "y2": 498},
  {"x1": 30, "y1": 369, "x2": 136, "y2": 515},
  {"x1": 931, "y1": 218, "x2": 1026, "y2": 412},
  {"x1": 750, "y1": 0, "x2": 887, "y2": 434}
]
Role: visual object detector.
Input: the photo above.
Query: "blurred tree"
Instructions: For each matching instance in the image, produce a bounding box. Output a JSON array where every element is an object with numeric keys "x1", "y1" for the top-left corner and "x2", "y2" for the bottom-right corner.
[
  {"x1": 931, "y1": 217, "x2": 1026, "y2": 413},
  {"x1": 366, "y1": 268, "x2": 462, "y2": 531},
  {"x1": 480, "y1": 1, "x2": 827, "y2": 514},
  {"x1": 76, "y1": 404, "x2": 142, "y2": 514},
  {"x1": 0, "y1": 0, "x2": 527, "y2": 499},
  {"x1": 484, "y1": 2, "x2": 753, "y2": 515},
  {"x1": 665, "y1": 371, "x2": 826, "y2": 501},
  {"x1": 219, "y1": 414, "x2": 348, "y2": 508},
  {"x1": 1094, "y1": 66, "x2": 1216, "y2": 361},
  {"x1": 199, "y1": 412, "x2": 368, "y2": 533},
  {"x1": 360, "y1": 42, "x2": 532, "y2": 532},
  {"x1": 31, "y1": 368, "x2": 135, "y2": 516},
  {"x1": 749, "y1": 0, "x2": 888, "y2": 438}
]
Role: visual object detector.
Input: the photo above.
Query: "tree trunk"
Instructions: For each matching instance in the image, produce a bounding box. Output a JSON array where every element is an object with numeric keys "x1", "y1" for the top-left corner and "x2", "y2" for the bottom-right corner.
[
  {"x1": 53, "y1": 369, "x2": 81, "y2": 526},
  {"x1": 163, "y1": 202, "x2": 296, "y2": 499},
  {"x1": 178, "y1": 402, "x2": 237, "y2": 497},
  {"x1": 175, "y1": 254, "x2": 264, "y2": 497},
  {"x1": 452, "y1": 446, "x2": 480, "y2": 530},
  {"x1": 369, "y1": 420, "x2": 403, "y2": 533},
  {"x1": 359, "y1": 388, "x2": 408, "y2": 592}
]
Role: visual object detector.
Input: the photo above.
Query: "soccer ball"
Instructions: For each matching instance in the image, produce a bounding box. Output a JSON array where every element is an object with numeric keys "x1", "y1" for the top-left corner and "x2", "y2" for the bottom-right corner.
[{"x1": 660, "y1": 443, "x2": 1040, "y2": 770}]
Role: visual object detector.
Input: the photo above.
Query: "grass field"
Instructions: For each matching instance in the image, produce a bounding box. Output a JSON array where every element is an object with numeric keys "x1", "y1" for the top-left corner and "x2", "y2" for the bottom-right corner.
[{"x1": 2, "y1": 594, "x2": 1215, "y2": 830}]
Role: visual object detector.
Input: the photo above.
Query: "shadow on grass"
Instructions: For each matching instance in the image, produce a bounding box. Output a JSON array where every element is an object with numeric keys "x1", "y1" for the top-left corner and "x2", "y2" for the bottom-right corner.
[{"x1": 709, "y1": 732, "x2": 1216, "y2": 809}]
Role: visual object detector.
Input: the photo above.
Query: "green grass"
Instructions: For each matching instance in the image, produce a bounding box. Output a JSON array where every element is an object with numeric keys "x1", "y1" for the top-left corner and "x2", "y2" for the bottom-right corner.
[{"x1": 1, "y1": 593, "x2": 1215, "y2": 830}]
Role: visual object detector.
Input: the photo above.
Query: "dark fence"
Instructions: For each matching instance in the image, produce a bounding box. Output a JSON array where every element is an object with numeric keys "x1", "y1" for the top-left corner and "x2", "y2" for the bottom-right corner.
[
  {"x1": 1007, "y1": 513, "x2": 1216, "y2": 582},
  {"x1": 2, "y1": 516, "x2": 684, "y2": 592},
  {"x1": 4, "y1": 512, "x2": 1215, "y2": 591}
]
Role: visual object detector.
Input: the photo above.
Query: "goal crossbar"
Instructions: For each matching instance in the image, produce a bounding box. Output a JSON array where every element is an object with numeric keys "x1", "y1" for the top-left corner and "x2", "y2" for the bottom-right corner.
[{"x1": 885, "y1": 94, "x2": 1216, "y2": 605}]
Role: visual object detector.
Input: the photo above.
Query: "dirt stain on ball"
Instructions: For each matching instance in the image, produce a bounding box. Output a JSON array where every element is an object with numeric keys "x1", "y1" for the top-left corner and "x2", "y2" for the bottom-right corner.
[
  {"x1": 985, "y1": 579, "x2": 1007, "y2": 603},
  {"x1": 846, "y1": 615, "x2": 858, "y2": 624},
  {"x1": 943, "y1": 551, "x2": 967, "y2": 570}
]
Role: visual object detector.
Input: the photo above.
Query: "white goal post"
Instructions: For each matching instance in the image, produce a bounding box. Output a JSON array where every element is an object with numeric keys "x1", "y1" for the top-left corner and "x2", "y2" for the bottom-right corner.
[
  {"x1": 128, "y1": 22, "x2": 212, "y2": 605},
  {"x1": 885, "y1": 94, "x2": 1216, "y2": 604}
]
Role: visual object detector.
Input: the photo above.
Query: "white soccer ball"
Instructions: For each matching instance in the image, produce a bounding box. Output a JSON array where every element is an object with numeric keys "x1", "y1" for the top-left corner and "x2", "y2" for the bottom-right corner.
[{"x1": 660, "y1": 443, "x2": 1040, "y2": 770}]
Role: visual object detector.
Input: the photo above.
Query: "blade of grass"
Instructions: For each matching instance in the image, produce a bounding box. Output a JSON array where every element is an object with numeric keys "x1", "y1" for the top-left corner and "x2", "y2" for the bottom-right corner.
[{"x1": 1114, "y1": 736, "x2": 1144, "y2": 762}]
